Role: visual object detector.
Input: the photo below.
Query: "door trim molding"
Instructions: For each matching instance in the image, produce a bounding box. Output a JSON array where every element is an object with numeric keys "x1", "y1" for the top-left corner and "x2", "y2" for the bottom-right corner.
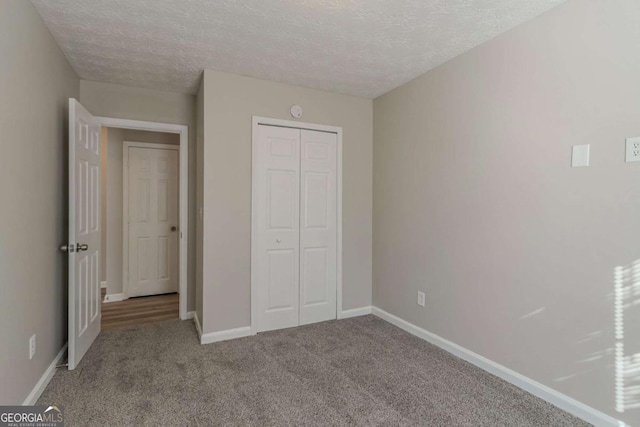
[
  {"x1": 122, "y1": 141, "x2": 179, "y2": 304},
  {"x1": 250, "y1": 116, "x2": 343, "y2": 335},
  {"x1": 97, "y1": 117, "x2": 189, "y2": 320}
]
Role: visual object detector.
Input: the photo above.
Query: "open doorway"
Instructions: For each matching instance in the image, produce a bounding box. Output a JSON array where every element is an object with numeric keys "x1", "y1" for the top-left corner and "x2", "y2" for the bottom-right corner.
[
  {"x1": 99, "y1": 123, "x2": 187, "y2": 329},
  {"x1": 65, "y1": 100, "x2": 189, "y2": 369}
]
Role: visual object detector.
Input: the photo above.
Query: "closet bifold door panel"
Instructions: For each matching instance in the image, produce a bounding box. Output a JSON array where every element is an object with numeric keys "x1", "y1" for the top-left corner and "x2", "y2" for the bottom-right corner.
[
  {"x1": 255, "y1": 125, "x2": 301, "y2": 332},
  {"x1": 254, "y1": 124, "x2": 338, "y2": 333},
  {"x1": 299, "y1": 130, "x2": 337, "y2": 325}
]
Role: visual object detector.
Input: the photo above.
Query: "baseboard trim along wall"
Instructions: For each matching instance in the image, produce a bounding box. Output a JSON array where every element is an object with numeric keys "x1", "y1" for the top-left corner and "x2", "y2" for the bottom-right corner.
[
  {"x1": 185, "y1": 311, "x2": 195, "y2": 320},
  {"x1": 23, "y1": 343, "x2": 67, "y2": 406},
  {"x1": 103, "y1": 293, "x2": 124, "y2": 303},
  {"x1": 200, "y1": 326, "x2": 252, "y2": 345},
  {"x1": 192, "y1": 313, "x2": 251, "y2": 345},
  {"x1": 100, "y1": 281, "x2": 107, "y2": 289},
  {"x1": 338, "y1": 306, "x2": 372, "y2": 319},
  {"x1": 193, "y1": 312, "x2": 203, "y2": 340},
  {"x1": 371, "y1": 307, "x2": 624, "y2": 427}
]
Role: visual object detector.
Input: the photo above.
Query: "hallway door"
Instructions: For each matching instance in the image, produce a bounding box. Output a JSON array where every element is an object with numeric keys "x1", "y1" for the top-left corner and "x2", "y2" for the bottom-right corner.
[{"x1": 126, "y1": 145, "x2": 179, "y2": 298}]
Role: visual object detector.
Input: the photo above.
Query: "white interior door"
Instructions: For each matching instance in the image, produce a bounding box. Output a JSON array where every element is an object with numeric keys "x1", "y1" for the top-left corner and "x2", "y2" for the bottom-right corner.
[
  {"x1": 255, "y1": 125, "x2": 301, "y2": 332},
  {"x1": 127, "y1": 146, "x2": 179, "y2": 297},
  {"x1": 67, "y1": 99, "x2": 101, "y2": 370},
  {"x1": 299, "y1": 130, "x2": 337, "y2": 325}
]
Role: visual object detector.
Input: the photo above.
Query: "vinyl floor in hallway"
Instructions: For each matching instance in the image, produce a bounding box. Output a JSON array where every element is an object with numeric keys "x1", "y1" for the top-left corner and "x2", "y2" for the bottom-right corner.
[{"x1": 101, "y1": 291, "x2": 179, "y2": 330}]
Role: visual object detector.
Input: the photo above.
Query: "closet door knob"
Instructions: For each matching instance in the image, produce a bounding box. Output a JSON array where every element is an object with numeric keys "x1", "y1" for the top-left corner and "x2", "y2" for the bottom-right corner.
[{"x1": 276, "y1": 238, "x2": 282, "y2": 243}]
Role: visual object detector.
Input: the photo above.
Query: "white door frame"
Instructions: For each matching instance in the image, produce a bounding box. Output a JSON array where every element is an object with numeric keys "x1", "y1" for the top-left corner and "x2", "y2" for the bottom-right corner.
[
  {"x1": 251, "y1": 116, "x2": 343, "y2": 335},
  {"x1": 123, "y1": 141, "x2": 180, "y2": 300},
  {"x1": 97, "y1": 117, "x2": 189, "y2": 320}
]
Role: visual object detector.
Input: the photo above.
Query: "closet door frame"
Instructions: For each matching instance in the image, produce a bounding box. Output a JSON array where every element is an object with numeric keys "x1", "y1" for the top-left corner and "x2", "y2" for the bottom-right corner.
[{"x1": 251, "y1": 116, "x2": 343, "y2": 335}]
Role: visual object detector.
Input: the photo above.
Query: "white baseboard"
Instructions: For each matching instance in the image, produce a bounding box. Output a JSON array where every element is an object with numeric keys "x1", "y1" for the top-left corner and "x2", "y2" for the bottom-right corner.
[
  {"x1": 185, "y1": 311, "x2": 195, "y2": 320},
  {"x1": 23, "y1": 343, "x2": 67, "y2": 406},
  {"x1": 193, "y1": 312, "x2": 203, "y2": 339},
  {"x1": 200, "y1": 326, "x2": 252, "y2": 345},
  {"x1": 103, "y1": 293, "x2": 124, "y2": 303},
  {"x1": 100, "y1": 281, "x2": 107, "y2": 289},
  {"x1": 338, "y1": 306, "x2": 372, "y2": 319},
  {"x1": 371, "y1": 307, "x2": 624, "y2": 427}
]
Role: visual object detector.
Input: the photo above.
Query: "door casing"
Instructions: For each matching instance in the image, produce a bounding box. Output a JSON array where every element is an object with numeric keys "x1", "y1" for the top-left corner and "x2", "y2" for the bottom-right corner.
[
  {"x1": 97, "y1": 117, "x2": 189, "y2": 320},
  {"x1": 251, "y1": 116, "x2": 343, "y2": 335}
]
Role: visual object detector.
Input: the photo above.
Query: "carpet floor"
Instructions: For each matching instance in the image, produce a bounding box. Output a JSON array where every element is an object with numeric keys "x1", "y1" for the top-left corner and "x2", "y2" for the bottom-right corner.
[{"x1": 39, "y1": 315, "x2": 590, "y2": 426}]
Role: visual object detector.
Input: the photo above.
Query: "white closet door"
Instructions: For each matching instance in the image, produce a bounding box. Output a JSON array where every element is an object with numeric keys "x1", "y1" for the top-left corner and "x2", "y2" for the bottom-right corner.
[
  {"x1": 255, "y1": 125, "x2": 301, "y2": 332},
  {"x1": 299, "y1": 130, "x2": 337, "y2": 325}
]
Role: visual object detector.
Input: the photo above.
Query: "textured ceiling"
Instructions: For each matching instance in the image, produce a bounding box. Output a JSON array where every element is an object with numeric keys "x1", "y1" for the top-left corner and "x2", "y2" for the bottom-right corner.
[{"x1": 31, "y1": 0, "x2": 565, "y2": 98}]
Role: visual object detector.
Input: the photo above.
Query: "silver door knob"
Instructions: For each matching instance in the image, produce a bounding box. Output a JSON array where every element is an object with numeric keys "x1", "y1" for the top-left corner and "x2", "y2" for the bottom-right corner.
[
  {"x1": 77, "y1": 243, "x2": 88, "y2": 252},
  {"x1": 60, "y1": 244, "x2": 75, "y2": 253},
  {"x1": 171, "y1": 226, "x2": 177, "y2": 232}
]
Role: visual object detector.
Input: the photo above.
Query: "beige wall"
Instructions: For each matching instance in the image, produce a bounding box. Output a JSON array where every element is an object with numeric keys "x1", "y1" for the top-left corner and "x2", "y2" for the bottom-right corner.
[
  {"x1": 105, "y1": 127, "x2": 124, "y2": 296},
  {"x1": 102, "y1": 128, "x2": 179, "y2": 297},
  {"x1": 0, "y1": 1, "x2": 79, "y2": 404},
  {"x1": 79, "y1": 81, "x2": 197, "y2": 311},
  {"x1": 373, "y1": 0, "x2": 640, "y2": 424},
  {"x1": 100, "y1": 127, "x2": 108, "y2": 282},
  {"x1": 196, "y1": 78, "x2": 205, "y2": 327},
  {"x1": 201, "y1": 70, "x2": 372, "y2": 334}
]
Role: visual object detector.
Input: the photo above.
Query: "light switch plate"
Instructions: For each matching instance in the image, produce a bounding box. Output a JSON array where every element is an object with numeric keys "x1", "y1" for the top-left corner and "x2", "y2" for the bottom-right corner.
[
  {"x1": 571, "y1": 144, "x2": 590, "y2": 167},
  {"x1": 626, "y1": 137, "x2": 640, "y2": 162},
  {"x1": 417, "y1": 291, "x2": 425, "y2": 307}
]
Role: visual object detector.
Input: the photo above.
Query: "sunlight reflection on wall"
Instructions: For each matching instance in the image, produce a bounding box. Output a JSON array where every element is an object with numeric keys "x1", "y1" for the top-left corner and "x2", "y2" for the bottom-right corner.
[{"x1": 614, "y1": 260, "x2": 640, "y2": 414}]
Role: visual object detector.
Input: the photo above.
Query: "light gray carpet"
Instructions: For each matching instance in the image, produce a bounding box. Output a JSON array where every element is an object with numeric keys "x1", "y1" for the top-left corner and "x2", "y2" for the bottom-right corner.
[{"x1": 39, "y1": 315, "x2": 590, "y2": 426}]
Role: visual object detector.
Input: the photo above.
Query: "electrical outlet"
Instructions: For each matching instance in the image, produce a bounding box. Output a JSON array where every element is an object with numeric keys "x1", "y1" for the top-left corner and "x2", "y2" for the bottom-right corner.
[
  {"x1": 626, "y1": 137, "x2": 640, "y2": 162},
  {"x1": 29, "y1": 334, "x2": 36, "y2": 360},
  {"x1": 417, "y1": 291, "x2": 426, "y2": 307}
]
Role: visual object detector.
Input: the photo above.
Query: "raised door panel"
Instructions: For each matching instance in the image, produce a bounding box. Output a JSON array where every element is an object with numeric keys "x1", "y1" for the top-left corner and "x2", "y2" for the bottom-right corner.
[
  {"x1": 68, "y1": 99, "x2": 101, "y2": 370},
  {"x1": 255, "y1": 125, "x2": 301, "y2": 332},
  {"x1": 128, "y1": 147, "x2": 178, "y2": 297},
  {"x1": 299, "y1": 130, "x2": 337, "y2": 325},
  {"x1": 75, "y1": 116, "x2": 101, "y2": 339}
]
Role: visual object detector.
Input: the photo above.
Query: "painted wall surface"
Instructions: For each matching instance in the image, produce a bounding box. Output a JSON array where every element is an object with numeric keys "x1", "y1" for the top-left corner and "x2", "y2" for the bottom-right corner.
[
  {"x1": 79, "y1": 80, "x2": 197, "y2": 311},
  {"x1": 105, "y1": 127, "x2": 124, "y2": 297},
  {"x1": 196, "y1": 78, "x2": 205, "y2": 327},
  {"x1": 102, "y1": 128, "x2": 179, "y2": 297},
  {"x1": 373, "y1": 0, "x2": 640, "y2": 424},
  {"x1": 100, "y1": 127, "x2": 108, "y2": 282},
  {"x1": 201, "y1": 70, "x2": 373, "y2": 334},
  {"x1": 0, "y1": 1, "x2": 79, "y2": 404}
]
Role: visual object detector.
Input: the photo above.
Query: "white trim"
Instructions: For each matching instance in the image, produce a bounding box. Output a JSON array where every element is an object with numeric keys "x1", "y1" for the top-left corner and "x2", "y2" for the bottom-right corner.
[
  {"x1": 338, "y1": 306, "x2": 372, "y2": 319},
  {"x1": 98, "y1": 117, "x2": 189, "y2": 321},
  {"x1": 98, "y1": 117, "x2": 187, "y2": 134},
  {"x1": 100, "y1": 281, "x2": 107, "y2": 289},
  {"x1": 103, "y1": 293, "x2": 124, "y2": 303},
  {"x1": 185, "y1": 311, "x2": 196, "y2": 320},
  {"x1": 122, "y1": 141, "x2": 179, "y2": 306},
  {"x1": 200, "y1": 326, "x2": 253, "y2": 345},
  {"x1": 250, "y1": 116, "x2": 343, "y2": 335},
  {"x1": 193, "y1": 312, "x2": 203, "y2": 340},
  {"x1": 371, "y1": 307, "x2": 625, "y2": 427},
  {"x1": 123, "y1": 141, "x2": 180, "y2": 151},
  {"x1": 23, "y1": 343, "x2": 67, "y2": 405}
]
